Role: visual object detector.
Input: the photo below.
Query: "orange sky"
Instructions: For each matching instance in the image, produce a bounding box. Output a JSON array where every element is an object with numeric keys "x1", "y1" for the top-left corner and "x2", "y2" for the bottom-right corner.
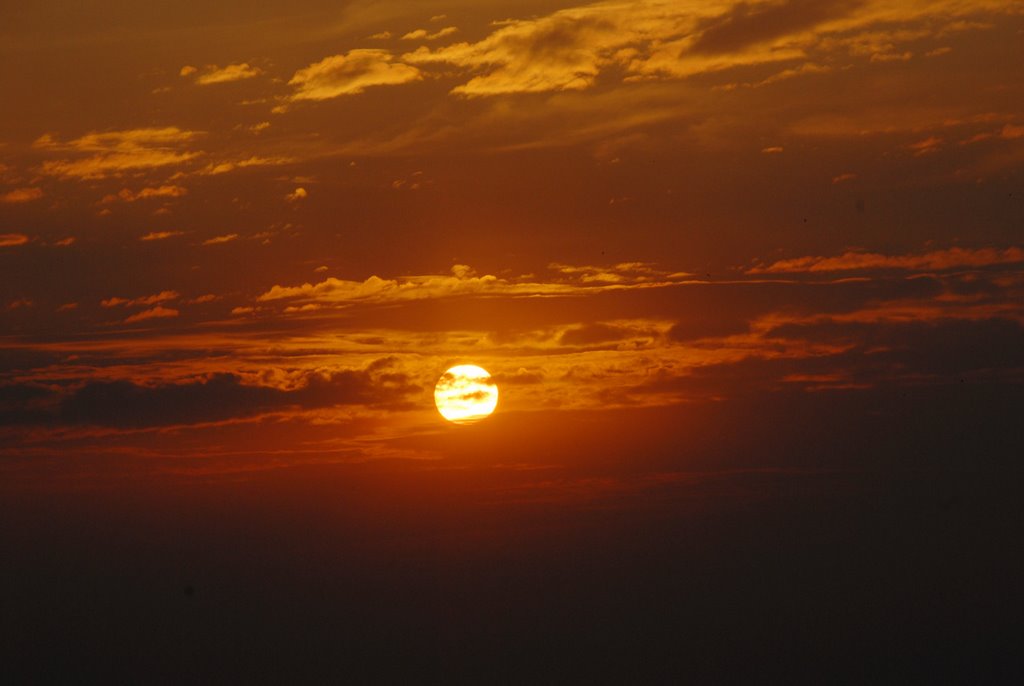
[
  {"x1": 2, "y1": 1, "x2": 1024, "y2": 680},
  {"x1": 2, "y1": 0, "x2": 1022, "y2": 477},
  {"x1": 0, "y1": 0, "x2": 1019, "y2": 475}
]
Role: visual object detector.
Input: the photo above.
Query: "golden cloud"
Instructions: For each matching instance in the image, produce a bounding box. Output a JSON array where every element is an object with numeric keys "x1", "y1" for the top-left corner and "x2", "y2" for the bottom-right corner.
[
  {"x1": 100, "y1": 185, "x2": 187, "y2": 204},
  {"x1": 748, "y1": 246, "x2": 1024, "y2": 274},
  {"x1": 398, "y1": 0, "x2": 1019, "y2": 97},
  {"x1": 202, "y1": 234, "x2": 238, "y2": 245},
  {"x1": 0, "y1": 233, "x2": 29, "y2": 247},
  {"x1": 257, "y1": 262, "x2": 689, "y2": 308},
  {"x1": 288, "y1": 49, "x2": 422, "y2": 102},
  {"x1": 35, "y1": 127, "x2": 201, "y2": 180},
  {"x1": 401, "y1": 26, "x2": 458, "y2": 41},
  {"x1": 195, "y1": 156, "x2": 293, "y2": 175},
  {"x1": 101, "y1": 290, "x2": 179, "y2": 308},
  {"x1": 140, "y1": 231, "x2": 184, "y2": 241},
  {"x1": 195, "y1": 63, "x2": 262, "y2": 85},
  {"x1": 1, "y1": 187, "x2": 43, "y2": 203},
  {"x1": 124, "y1": 306, "x2": 179, "y2": 324}
]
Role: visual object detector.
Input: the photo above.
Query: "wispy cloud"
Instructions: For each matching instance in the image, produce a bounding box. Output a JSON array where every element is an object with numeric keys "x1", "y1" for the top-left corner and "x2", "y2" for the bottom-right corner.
[
  {"x1": 195, "y1": 156, "x2": 292, "y2": 175},
  {"x1": 124, "y1": 306, "x2": 180, "y2": 324},
  {"x1": 285, "y1": 187, "x2": 307, "y2": 202},
  {"x1": 257, "y1": 262, "x2": 690, "y2": 308},
  {"x1": 1, "y1": 187, "x2": 43, "y2": 203},
  {"x1": 203, "y1": 233, "x2": 238, "y2": 245},
  {"x1": 35, "y1": 127, "x2": 201, "y2": 180},
  {"x1": 194, "y1": 63, "x2": 262, "y2": 85},
  {"x1": 401, "y1": 26, "x2": 458, "y2": 41},
  {"x1": 287, "y1": 49, "x2": 421, "y2": 102},
  {"x1": 397, "y1": 0, "x2": 1019, "y2": 97},
  {"x1": 101, "y1": 290, "x2": 179, "y2": 308},
  {"x1": 140, "y1": 231, "x2": 184, "y2": 241},
  {"x1": 100, "y1": 185, "x2": 187, "y2": 204},
  {"x1": 0, "y1": 233, "x2": 29, "y2": 247},
  {"x1": 748, "y1": 246, "x2": 1024, "y2": 274}
]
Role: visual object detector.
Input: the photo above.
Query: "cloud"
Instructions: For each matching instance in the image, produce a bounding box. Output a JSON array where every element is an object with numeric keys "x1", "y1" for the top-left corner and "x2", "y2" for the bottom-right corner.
[
  {"x1": 907, "y1": 136, "x2": 942, "y2": 155},
  {"x1": 203, "y1": 233, "x2": 238, "y2": 245},
  {"x1": 0, "y1": 233, "x2": 29, "y2": 247},
  {"x1": 399, "y1": 0, "x2": 820, "y2": 96},
  {"x1": 749, "y1": 246, "x2": 1024, "y2": 274},
  {"x1": 101, "y1": 290, "x2": 179, "y2": 308},
  {"x1": 1, "y1": 187, "x2": 43, "y2": 203},
  {"x1": 399, "y1": 0, "x2": 1019, "y2": 96},
  {"x1": 100, "y1": 185, "x2": 187, "y2": 204},
  {"x1": 669, "y1": 313, "x2": 750, "y2": 342},
  {"x1": 195, "y1": 63, "x2": 262, "y2": 85},
  {"x1": 256, "y1": 263, "x2": 690, "y2": 308},
  {"x1": 402, "y1": 6, "x2": 629, "y2": 96},
  {"x1": 35, "y1": 127, "x2": 201, "y2": 180},
  {"x1": 689, "y1": 0, "x2": 860, "y2": 55},
  {"x1": 831, "y1": 172, "x2": 856, "y2": 184},
  {"x1": 288, "y1": 49, "x2": 422, "y2": 102},
  {"x1": 549, "y1": 261, "x2": 683, "y2": 283},
  {"x1": 140, "y1": 231, "x2": 184, "y2": 241},
  {"x1": 53, "y1": 366, "x2": 419, "y2": 428},
  {"x1": 492, "y1": 367, "x2": 545, "y2": 385},
  {"x1": 7, "y1": 298, "x2": 33, "y2": 310},
  {"x1": 124, "y1": 306, "x2": 179, "y2": 323},
  {"x1": 196, "y1": 156, "x2": 292, "y2": 175},
  {"x1": 179, "y1": 65, "x2": 198, "y2": 77},
  {"x1": 1, "y1": 263, "x2": 1020, "y2": 441},
  {"x1": 559, "y1": 323, "x2": 638, "y2": 345},
  {"x1": 286, "y1": 187, "x2": 308, "y2": 202},
  {"x1": 1000, "y1": 123, "x2": 1024, "y2": 140},
  {"x1": 763, "y1": 317, "x2": 1024, "y2": 381},
  {"x1": 401, "y1": 27, "x2": 458, "y2": 41}
]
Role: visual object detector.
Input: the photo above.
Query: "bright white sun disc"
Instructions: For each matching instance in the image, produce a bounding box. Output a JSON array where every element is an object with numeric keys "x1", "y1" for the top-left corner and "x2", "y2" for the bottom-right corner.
[{"x1": 434, "y1": 364, "x2": 498, "y2": 424}]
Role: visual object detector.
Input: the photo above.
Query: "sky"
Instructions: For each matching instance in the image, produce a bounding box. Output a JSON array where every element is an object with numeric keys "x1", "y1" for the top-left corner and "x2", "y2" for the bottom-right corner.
[{"x1": 1, "y1": 0, "x2": 1023, "y2": 680}]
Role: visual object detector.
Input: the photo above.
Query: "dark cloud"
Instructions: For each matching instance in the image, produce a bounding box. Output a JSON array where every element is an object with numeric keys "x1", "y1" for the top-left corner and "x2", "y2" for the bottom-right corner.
[
  {"x1": 668, "y1": 314, "x2": 749, "y2": 342},
  {"x1": 492, "y1": 368, "x2": 545, "y2": 385},
  {"x1": 652, "y1": 317, "x2": 1024, "y2": 399},
  {"x1": 559, "y1": 323, "x2": 632, "y2": 345},
  {"x1": 0, "y1": 383, "x2": 58, "y2": 427},
  {"x1": 767, "y1": 317, "x2": 1024, "y2": 377},
  {"x1": 691, "y1": 0, "x2": 863, "y2": 54},
  {"x1": 0, "y1": 365, "x2": 419, "y2": 429}
]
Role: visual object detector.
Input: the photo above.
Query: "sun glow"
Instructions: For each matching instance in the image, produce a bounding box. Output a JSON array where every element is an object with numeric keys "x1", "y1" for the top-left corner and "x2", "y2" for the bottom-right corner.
[{"x1": 434, "y1": 364, "x2": 499, "y2": 424}]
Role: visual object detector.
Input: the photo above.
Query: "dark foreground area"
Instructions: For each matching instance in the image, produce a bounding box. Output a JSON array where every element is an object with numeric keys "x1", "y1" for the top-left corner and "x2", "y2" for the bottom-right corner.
[{"x1": 2, "y1": 386, "x2": 1022, "y2": 683}]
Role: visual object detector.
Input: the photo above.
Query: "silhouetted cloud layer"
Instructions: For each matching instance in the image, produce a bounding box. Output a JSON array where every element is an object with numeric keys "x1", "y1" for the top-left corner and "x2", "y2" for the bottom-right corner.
[{"x1": 1, "y1": 364, "x2": 419, "y2": 430}]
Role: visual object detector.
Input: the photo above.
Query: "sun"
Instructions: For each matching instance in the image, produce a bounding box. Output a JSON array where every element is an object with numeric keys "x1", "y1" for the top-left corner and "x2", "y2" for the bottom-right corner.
[{"x1": 434, "y1": 364, "x2": 499, "y2": 424}]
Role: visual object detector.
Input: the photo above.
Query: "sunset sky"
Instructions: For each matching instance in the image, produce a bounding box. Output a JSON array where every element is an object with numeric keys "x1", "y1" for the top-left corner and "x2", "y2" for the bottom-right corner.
[{"x1": 2, "y1": 0, "x2": 1023, "y2": 680}]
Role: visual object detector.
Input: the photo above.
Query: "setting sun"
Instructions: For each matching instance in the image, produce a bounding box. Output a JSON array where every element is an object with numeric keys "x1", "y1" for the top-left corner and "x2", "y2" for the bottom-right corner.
[{"x1": 434, "y1": 364, "x2": 499, "y2": 424}]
